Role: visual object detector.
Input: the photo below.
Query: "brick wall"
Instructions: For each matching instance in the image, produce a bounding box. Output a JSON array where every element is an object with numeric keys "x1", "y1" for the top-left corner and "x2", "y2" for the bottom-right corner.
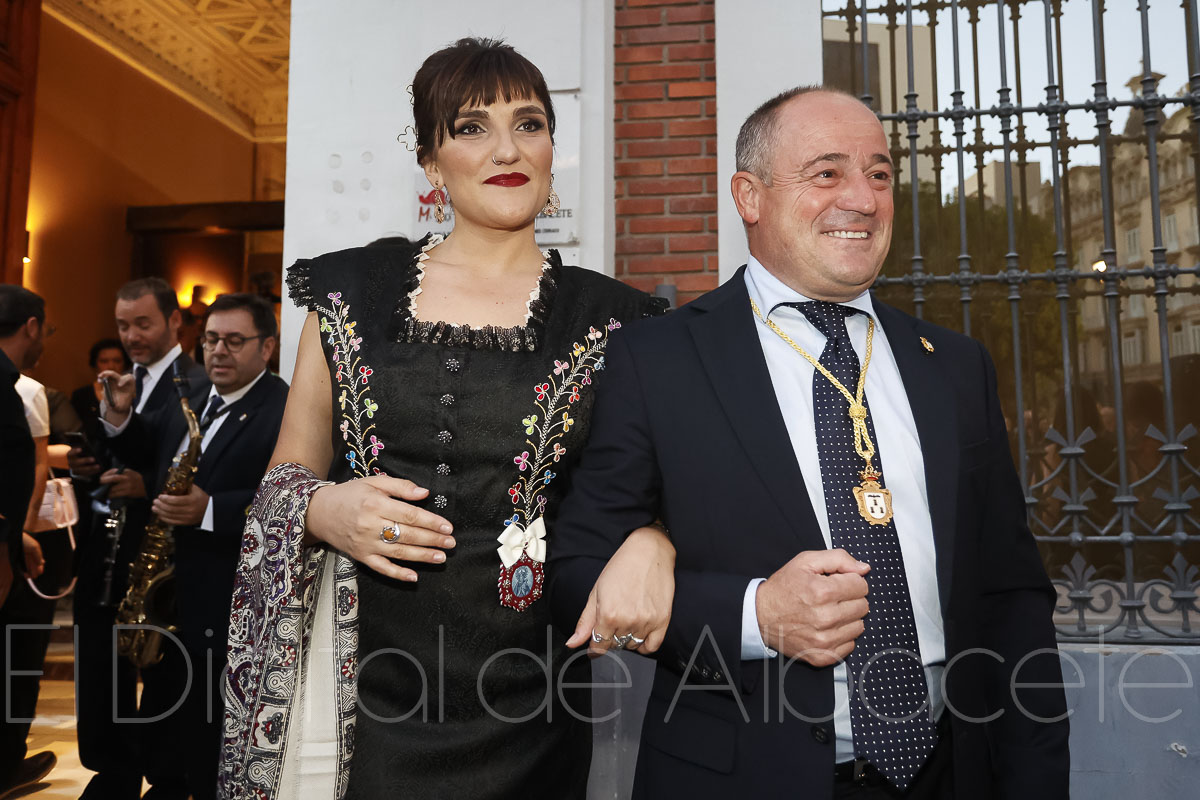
[{"x1": 613, "y1": 0, "x2": 718, "y2": 306}]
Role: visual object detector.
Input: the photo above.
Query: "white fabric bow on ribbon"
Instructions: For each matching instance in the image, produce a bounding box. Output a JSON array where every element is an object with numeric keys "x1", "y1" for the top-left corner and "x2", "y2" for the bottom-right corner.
[{"x1": 496, "y1": 516, "x2": 547, "y2": 569}]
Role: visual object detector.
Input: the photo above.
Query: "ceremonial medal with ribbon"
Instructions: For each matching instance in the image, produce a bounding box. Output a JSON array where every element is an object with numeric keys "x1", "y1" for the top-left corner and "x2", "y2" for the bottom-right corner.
[
  {"x1": 750, "y1": 298, "x2": 895, "y2": 526},
  {"x1": 496, "y1": 516, "x2": 546, "y2": 611}
]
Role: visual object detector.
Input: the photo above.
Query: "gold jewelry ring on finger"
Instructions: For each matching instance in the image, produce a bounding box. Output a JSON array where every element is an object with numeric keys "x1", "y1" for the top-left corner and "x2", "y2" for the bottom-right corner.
[
  {"x1": 627, "y1": 633, "x2": 646, "y2": 647},
  {"x1": 612, "y1": 633, "x2": 634, "y2": 649},
  {"x1": 379, "y1": 522, "x2": 402, "y2": 545},
  {"x1": 590, "y1": 628, "x2": 607, "y2": 644}
]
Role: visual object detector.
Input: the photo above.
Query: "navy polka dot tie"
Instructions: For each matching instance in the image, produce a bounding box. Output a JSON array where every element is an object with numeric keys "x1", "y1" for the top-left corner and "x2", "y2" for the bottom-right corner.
[{"x1": 790, "y1": 300, "x2": 937, "y2": 790}]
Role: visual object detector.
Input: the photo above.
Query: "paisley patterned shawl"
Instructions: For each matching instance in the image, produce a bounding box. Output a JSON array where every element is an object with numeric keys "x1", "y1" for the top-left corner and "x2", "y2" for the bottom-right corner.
[{"x1": 219, "y1": 463, "x2": 341, "y2": 799}]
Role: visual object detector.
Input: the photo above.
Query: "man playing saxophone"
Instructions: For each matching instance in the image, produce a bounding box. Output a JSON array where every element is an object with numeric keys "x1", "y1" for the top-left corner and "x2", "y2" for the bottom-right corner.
[{"x1": 99, "y1": 293, "x2": 288, "y2": 800}]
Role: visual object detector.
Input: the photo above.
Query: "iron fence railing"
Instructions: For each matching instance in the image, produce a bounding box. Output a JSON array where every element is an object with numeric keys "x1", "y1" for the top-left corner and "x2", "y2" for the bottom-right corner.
[{"x1": 823, "y1": 0, "x2": 1200, "y2": 643}]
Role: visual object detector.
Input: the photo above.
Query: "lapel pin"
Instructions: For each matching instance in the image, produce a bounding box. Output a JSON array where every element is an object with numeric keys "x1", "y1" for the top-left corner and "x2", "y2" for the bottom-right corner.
[{"x1": 920, "y1": 336, "x2": 934, "y2": 353}]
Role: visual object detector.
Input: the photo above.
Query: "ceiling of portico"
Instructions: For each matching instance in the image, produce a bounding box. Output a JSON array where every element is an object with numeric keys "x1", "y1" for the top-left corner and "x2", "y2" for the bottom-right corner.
[{"x1": 43, "y1": 0, "x2": 290, "y2": 142}]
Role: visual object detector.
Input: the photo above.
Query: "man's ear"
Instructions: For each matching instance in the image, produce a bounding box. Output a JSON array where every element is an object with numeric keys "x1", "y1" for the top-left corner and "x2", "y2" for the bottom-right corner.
[{"x1": 731, "y1": 171, "x2": 762, "y2": 225}]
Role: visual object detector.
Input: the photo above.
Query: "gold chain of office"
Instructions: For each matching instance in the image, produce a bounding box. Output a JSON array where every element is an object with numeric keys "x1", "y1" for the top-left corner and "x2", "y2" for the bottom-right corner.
[{"x1": 748, "y1": 298, "x2": 880, "y2": 481}]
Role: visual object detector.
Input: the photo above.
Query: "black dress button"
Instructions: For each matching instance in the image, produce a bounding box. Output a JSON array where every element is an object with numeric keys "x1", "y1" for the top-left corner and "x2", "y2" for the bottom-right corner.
[
  {"x1": 811, "y1": 725, "x2": 830, "y2": 744},
  {"x1": 437, "y1": 431, "x2": 453, "y2": 444},
  {"x1": 440, "y1": 393, "x2": 454, "y2": 406},
  {"x1": 445, "y1": 358, "x2": 460, "y2": 372},
  {"x1": 436, "y1": 463, "x2": 450, "y2": 476},
  {"x1": 433, "y1": 495, "x2": 447, "y2": 509}
]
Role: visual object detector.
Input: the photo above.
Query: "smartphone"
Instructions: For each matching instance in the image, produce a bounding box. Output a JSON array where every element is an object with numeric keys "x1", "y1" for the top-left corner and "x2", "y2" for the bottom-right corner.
[{"x1": 64, "y1": 431, "x2": 96, "y2": 459}]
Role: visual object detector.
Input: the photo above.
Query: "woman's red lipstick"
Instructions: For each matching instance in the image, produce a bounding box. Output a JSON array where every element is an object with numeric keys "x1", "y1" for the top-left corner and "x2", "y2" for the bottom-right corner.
[{"x1": 485, "y1": 172, "x2": 530, "y2": 187}]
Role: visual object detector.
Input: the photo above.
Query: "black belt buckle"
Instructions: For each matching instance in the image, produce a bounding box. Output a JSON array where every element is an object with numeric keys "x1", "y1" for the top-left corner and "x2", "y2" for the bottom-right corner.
[{"x1": 834, "y1": 758, "x2": 874, "y2": 783}]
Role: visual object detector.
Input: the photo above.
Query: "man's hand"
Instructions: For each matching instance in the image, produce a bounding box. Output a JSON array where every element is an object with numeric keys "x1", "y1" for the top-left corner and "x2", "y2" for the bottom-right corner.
[
  {"x1": 151, "y1": 485, "x2": 210, "y2": 527},
  {"x1": 756, "y1": 548, "x2": 871, "y2": 667},
  {"x1": 67, "y1": 446, "x2": 102, "y2": 479},
  {"x1": 100, "y1": 468, "x2": 147, "y2": 499},
  {"x1": 98, "y1": 370, "x2": 137, "y2": 426},
  {"x1": 21, "y1": 533, "x2": 44, "y2": 579}
]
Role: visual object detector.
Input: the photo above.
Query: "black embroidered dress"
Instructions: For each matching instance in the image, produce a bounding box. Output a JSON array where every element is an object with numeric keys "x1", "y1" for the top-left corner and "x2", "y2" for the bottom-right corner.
[{"x1": 283, "y1": 234, "x2": 663, "y2": 798}]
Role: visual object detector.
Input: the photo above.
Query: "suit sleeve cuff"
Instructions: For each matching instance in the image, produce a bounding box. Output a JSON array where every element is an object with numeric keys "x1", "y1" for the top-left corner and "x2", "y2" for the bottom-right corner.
[{"x1": 741, "y1": 578, "x2": 777, "y2": 660}]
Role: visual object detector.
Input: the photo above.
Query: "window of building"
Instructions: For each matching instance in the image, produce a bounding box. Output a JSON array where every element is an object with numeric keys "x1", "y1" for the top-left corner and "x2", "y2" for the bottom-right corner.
[
  {"x1": 1164, "y1": 213, "x2": 1179, "y2": 251},
  {"x1": 1125, "y1": 227, "x2": 1142, "y2": 261},
  {"x1": 1122, "y1": 329, "x2": 1145, "y2": 365},
  {"x1": 1172, "y1": 323, "x2": 1187, "y2": 355}
]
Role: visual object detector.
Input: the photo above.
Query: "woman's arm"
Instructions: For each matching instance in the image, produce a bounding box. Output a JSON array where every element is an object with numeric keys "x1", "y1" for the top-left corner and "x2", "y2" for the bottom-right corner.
[
  {"x1": 269, "y1": 312, "x2": 334, "y2": 475},
  {"x1": 274, "y1": 313, "x2": 456, "y2": 581},
  {"x1": 22, "y1": 436, "x2": 48, "y2": 534}
]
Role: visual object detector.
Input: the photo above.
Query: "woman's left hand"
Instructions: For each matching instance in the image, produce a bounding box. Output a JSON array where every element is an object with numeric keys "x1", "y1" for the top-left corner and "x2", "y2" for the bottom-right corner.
[{"x1": 566, "y1": 524, "x2": 675, "y2": 656}]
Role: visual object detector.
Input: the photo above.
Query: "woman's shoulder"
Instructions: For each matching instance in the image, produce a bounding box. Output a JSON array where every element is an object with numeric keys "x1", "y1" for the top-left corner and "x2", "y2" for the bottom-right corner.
[
  {"x1": 554, "y1": 259, "x2": 670, "y2": 322},
  {"x1": 286, "y1": 235, "x2": 429, "y2": 312}
]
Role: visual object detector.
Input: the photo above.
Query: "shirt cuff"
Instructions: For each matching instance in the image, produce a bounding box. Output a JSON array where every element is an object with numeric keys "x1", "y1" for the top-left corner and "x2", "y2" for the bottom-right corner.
[
  {"x1": 741, "y1": 578, "x2": 778, "y2": 660},
  {"x1": 98, "y1": 402, "x2": 131, "y2": 437},
  {"x1": 199, "y1": 498, "x2": 214, "y2": 532}
]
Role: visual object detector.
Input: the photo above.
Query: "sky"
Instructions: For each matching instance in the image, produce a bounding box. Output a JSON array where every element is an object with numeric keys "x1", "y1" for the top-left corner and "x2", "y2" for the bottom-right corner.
[{"x1": 844, "y1": 0, "x2": 1195, "y2": 195}]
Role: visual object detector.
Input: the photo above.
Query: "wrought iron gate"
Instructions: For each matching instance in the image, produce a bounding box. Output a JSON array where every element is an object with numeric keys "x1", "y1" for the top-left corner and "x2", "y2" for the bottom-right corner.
[{"x1": 823, "y1": 0, "x2": 1200, "y2": 643}]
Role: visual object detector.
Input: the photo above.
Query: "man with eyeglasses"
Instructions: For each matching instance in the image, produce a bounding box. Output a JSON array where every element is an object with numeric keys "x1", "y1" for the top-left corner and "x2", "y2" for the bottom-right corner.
[{"x1": 101, "y1": 293, "x2": 288, "y2": 800}]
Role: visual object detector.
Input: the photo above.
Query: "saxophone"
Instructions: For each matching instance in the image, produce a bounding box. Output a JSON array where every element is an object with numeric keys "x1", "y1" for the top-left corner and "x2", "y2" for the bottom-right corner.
[{"x1": 115, "y1": 362, "x2": 202, "y2": 668}]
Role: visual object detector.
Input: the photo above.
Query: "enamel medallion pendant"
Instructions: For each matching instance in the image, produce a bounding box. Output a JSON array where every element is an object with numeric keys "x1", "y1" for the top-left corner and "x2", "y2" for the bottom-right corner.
[
  {"x1": 498, "y1": 552, "x2": 544, "y2": 611},
  {"x1": 853, "y1": 476, "x2": 894, "y2": 525}
]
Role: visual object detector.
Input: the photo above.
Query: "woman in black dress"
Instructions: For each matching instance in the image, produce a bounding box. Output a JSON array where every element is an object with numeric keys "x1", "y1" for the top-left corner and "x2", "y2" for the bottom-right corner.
[{"x1": 221, "y1": 38, "x2": 675, "y2": 800}]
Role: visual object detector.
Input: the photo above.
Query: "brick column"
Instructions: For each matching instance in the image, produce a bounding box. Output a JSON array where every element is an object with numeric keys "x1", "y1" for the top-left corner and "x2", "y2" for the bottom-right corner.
[{"x1": 613, "y1": 0, "x2": 718, "y2": 305}]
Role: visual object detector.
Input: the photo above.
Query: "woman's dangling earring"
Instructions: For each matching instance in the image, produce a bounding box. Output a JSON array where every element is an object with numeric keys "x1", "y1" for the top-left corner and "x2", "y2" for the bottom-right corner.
[
  {"x1": 543, "y1": 174, "x2": 560, "y2": 216},
  {"x1": 434, "y1": 185, "x2": 446, "y2": 224}
]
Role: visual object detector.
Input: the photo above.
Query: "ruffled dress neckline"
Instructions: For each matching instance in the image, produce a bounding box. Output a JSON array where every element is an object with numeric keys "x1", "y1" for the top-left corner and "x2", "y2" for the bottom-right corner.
[{"x1": 391, "y1": 233, "x2": 560, "y2": 352}]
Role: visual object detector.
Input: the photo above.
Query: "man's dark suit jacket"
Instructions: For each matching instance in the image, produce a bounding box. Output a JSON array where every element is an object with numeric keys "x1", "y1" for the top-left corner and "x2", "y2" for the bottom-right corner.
[
  {"x1": 0, "y1": 350, "x2": 33, "y2": 575},
  {"x1": 108, "y1": 372, "x2": 288, "y2": 654},
  {"x1": 549, "y1": 267, "x2": 1070, "y2": 799}
]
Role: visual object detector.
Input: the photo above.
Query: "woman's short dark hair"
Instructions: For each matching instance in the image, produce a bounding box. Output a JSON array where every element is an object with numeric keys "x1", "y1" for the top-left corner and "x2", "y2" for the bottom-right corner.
[
  {"x1": 412, "y1": 37, "x2": 555, "y2": 165},
  {"x1": 88, "y1": 338, "x2": 128, "y2": 370},
  {"x1": 207, "y1": 293, "x2": 278, "y2": 340}
]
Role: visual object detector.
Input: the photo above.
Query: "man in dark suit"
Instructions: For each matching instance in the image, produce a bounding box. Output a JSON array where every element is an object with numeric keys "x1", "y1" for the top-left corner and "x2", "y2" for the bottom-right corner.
[
  {"x1": 102, "y1": 293, "x2": 287, "y2": 800},
  {"x1": 0, "y1": 285, "x2": 57, "y2": 796},
  {"x1": 550, "y1": 87, "x2": 1069, "y2": 798},
  {"x1": 68, "y1": 277, "x2": 208, "y2": 799}
]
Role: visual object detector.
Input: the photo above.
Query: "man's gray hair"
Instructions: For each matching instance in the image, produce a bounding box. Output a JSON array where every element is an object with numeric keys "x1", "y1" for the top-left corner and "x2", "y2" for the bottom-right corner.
[{"x1": 735, "y1": 85, "x2": 868, "y2": 183}]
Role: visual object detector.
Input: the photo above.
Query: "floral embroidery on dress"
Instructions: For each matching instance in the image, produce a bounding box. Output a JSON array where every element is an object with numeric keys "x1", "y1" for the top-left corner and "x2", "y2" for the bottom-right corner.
[
  {"x1": 312, "y1": 291, "x2": 381, "y2": 797},
  {"x1": 495, "y1": 321, "x2": 619, "y2": 610},
  {"x1": 319, "y1": 292, "x2": 385, "y2": 477}
]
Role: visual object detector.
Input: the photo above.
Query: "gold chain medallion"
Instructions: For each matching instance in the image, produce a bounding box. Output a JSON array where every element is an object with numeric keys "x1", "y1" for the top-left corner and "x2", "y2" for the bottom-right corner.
[
  {"x1": 750, "y1": 298, "x2": 896, "y2": 525},
  {"x1": 852, "y1": 466, "x2": 894, "y2": 525}
]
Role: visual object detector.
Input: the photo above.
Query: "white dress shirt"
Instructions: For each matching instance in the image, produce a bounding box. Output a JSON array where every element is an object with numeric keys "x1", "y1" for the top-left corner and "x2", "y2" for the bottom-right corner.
[
  {"x1": 739, "y1": 256, "x2": 946, "y2": 763},
  {"x1": 134, "y1": 344, "x2": 182, "y2": 414},
  {"x1": 179, "y1": 370, "x2": 267, "y2": 531}
]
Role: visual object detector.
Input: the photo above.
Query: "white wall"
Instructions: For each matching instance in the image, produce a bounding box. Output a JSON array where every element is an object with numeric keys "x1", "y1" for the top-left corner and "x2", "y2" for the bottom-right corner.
[
  {"x1": 281, "y1": 0, "x2": 614, "y2": 377},
  {"x1": 714, "y1": 0, "x2": 824, "y2": 284}
]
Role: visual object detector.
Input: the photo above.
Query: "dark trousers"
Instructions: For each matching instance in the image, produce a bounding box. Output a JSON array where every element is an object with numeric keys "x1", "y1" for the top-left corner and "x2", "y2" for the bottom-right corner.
[
  {"x1": 0, "y1": 531, "x2": 67, "y2": 780},
  {"x1": 74, "y1": 567, "x2": 141, "y2": 791},
  {"x1": 0, "y1": 582, "x2": 55, "y2": 780},
  {"x1": 180, "y1": 644, "x2": 226, "y2": 800}
]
